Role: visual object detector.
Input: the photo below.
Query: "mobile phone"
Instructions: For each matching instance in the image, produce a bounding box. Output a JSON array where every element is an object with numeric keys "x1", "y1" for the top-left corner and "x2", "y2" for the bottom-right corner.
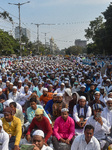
[{"x1": 21, "y1": 144, "x2": 34, "y2": 150}]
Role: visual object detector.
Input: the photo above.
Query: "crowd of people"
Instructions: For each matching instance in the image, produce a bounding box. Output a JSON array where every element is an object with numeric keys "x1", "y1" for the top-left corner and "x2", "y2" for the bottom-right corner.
[{"x1": 0, "y1": 55, "x2": 111, "y2": 150}]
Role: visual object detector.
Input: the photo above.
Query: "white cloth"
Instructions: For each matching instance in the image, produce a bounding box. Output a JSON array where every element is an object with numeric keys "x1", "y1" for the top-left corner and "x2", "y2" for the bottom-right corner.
[
  {"x1": 0, "y1": 120, "x2": 9, "y2": 150},
  {"x1": 71, "y1": 134, "x2": 100, "y2": 150},
  {"x1": 41, "y1": 145, "x2": 53, "y2": 150},
  {"x1": 105, "y1": 85, "x2": 112, "y2": 94},
  {"x1": 73, "y1": 105, "x2": 92, "y2": 122},
  {"x1": 86, "y1": 116, "x2": 110, "y2": 140},
  {"x1": 101, "y1": 107, "x2": 112, "y2": 126},
  {"x1": 54, "y1": 88, "x2": 65, "y2": 95},
  {"x1": 17, "y1": 86, "x2": 24, "y2": 93},
  {"x1": 8, "y1": 91, "x2": 20, "y2": 102}
]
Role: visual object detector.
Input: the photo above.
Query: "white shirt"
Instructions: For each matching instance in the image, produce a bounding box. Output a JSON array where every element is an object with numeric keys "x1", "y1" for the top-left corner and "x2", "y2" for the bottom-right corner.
[
  {"x1": 73, "y1": 105, "x2": 92, "y2": 122},
  {"x1": 86, "y1": 116, "x2": 110, "y2": 140},
  {"x1": 0, "y1": 129, "x2": 9, "y2": 150},
  {"x1": 8, "y1": 91, "x2": 20, "y2": 102},
  {"x1": 54, "y1": 88, "x2": 65, "y2": 95},
  {"x1": 101, "y1": 107, "x2": 112, "y2": 126},
  {"x1": 71, "y1": 134, "x2": 100, "y2": 150},
  {"x1": 41, "y1": 145, "x2": 53, "y2": 150}
]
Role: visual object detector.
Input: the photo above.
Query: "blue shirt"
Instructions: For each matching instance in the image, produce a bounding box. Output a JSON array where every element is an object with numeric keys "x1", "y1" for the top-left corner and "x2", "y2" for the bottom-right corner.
[{"x1": 45, "y1": 99, "x2": 54, "y2": 115}]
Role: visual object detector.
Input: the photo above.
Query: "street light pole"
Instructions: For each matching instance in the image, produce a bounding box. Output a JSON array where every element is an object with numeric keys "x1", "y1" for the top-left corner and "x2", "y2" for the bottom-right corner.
[
  {"x1": 41, "y1": 32, "x2": 50, "y2": 48},
  {"x1": 31, "y1": 23, "x2": 54, "y2": 54},
  {"x1": 8, "y1": 1, "x2": 30, "y2": 56}
]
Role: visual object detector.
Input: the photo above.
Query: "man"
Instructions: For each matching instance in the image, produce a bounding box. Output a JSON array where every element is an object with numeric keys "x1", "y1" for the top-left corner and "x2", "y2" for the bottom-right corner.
[
  {"x1": 8, "y1": 86, "x2": 20, "y2": 102},
  {"x1": 73, "y1": 96, "x2": 91, "y2": 135},
  {"x1": 27, "y1": 98, "x2": 52, "y2": 124},
  {"x1": 52, "y1": 93, "x2": 68, "y2": 119},
  {"x1": 87, "y1": 84, "x2": 96, "y2": 103},
  {"x1": 71, "y1": 125, "x2": 100, "y2": 150},
  {"x1": 54, "y1": 83, "x2": 65, "y2": 95},
  {"x1": 32, "y1": 130, "x2": 53, "y2": 150},
  {"x1": 89, "y1": 91, "x2": 105, "y2": 108},
  {"x1": 26, "y1": 108, "x2": 52, "y2": 143},
  {"x1": 9, "y1": 102, "x2": 24, "y2": 126},
  {"x1": 86, "y1": 103, "x2": 110, "y2": 149},
  {"x1": 1, "y1": 107, "x2": 22, "y2": 150},
  {"x1": 77, "y1": 85, "x2": 88, "y2": 100},
  {"x1": 0, "y1": 120, "x2": 9, "y2": 150},
  {"x1": 17, "y1": 80, "x2": 24, "y2": 93},
  {"x1": 101, "y1": 98, "x2": 112, "y2": 133},
  {"x1": 53, "y1": 108, "x2": 75, "y2": 150},
  {"x1": 40, "y1": 88, "x2": 53, "y2": 105},
  {"x1": 45, "y1": 93, "x2": 57, "y2": 119},
  {"x1": 0, "y1": 88, "x2": 7, "y2": 103}
]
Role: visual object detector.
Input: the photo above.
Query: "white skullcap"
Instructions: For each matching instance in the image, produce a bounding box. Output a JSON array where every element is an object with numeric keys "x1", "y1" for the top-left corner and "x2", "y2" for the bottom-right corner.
[
  {"x1": 81, "y1": 85, "x2": 86, "y2": 88},
  {"x1": 79, "y1": 96, "x2": 86, "y2": 100},
  {"x1": 106, "y1": 79, "x2": 110, "y2": 82},
  {"x1": 0, "y1": 78, "x2": 2, "y2": 80},
  {"x1": 6, "y1": 80, "x2": 10, "y2": 83},
  {"x1": 103, "y1": 75, "x2": 107, "y2": 78},
  {"x1": 13, "y1": 86, "x2": 17, "y2": 89},
  {"x1": 0, "y1": 88, "x2": 2, "y2": 92},
  {"x1": 61, "y1": 108, "x2": 69, "y2": 112},
  {"x1": 94, "y1": 91, "x2": 100, "y2": 95},
  {"x1": 43, "y1": 88, "x2": 48, "y2": 92},
  {"x1": 71, "y1": 76, "x2": 75, "y2": 79},
  {"x1": 18, "y1": 80, "x2": 22, "y2": 83},
  {"x1": 3, "y1": 99, "x2": 14, "y2": 106},
  {"x1": 107, "y1": 98, "x2": 112, "y2": 102},
  {"x1": 33, "y1": 130, "x2": 44, "y2": 138},
  {"x1": 10, "y1": 82, "x2": 13, "y2": 85},
  {"x1": 87, "y1": 79, "x2": 91, "y2": 81},
  {"x1": 57, "y1": 93, "x2": 63, "y2": 97},
  {"x1": 61, "y1": 83, "x2": 65, "y2": 86}
]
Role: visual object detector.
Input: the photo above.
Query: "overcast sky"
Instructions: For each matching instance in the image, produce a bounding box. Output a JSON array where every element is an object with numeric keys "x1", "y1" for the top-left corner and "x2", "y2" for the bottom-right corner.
[{"x1": 0, "y1": 0, "x2": 111, "y2": 49}]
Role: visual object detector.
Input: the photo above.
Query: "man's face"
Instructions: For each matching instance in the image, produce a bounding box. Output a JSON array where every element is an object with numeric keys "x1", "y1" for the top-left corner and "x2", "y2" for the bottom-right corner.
[
  {"x1": 60, "y1": 85, "x2": 64, "y2": 90},
  {"x1": 61, "y1": 111, "x2": 68, "y2": 121},
  {"x1": 81, "y1": 87, "x2": 85, "y2": 92},
  {"x1": 93, "y1": 109, "x2": 101, "y2": 117},
  {"x1": 108, "y1": 93, "x2": 112, "y2": 98},
  {"x1": 43, "y1": 91, "x2": 47, "y2": 96},
  {"x1": 0, "y1": 91, "x2": 2, "y2": 95},
  {"x1": 4, "y1": 113, "x2": 13, "y2": 122},
  {"x1": 107, "y1": 101, "x2": 112, "y2": 110},
  {"x1": 84, "y1": 129, "x2": 94, "y2": 143},
  {"x1": 90, "y1": 85, "x2": 95, "y2": 91},
  {"x1": 0, "y1": 80, "x2": 2, "y2": 84},
  {"x1": 30, "y1": 102, "x2": 37, "y2": 110},
  {"x1": 18, "y1": 82, "x2": 22, "y2": 87},
  {"x1": 95, "y1": 94, "x2": 100, "y2": 100},
  {"x1": 10, "y1": 104, "x2": 16, "y2": 113},
  {"x1": 58, "y1": 96, "x2": 63, "y2": 102},
  {"x1": 32, "y1": 135, "x2": 44, "y2": 149},
  {"x1": 100, "y1": 89, "x2": 104, "y2": 95},
  {"x1": 79, "y1": 99, "x2": 86, "y2": 107},
  {"x1": 13, "y1": 89, "x2": 17, "y2": 94},
  {"x1": 53, "y1": 95, "x2": 57, "y2": 102},
  {"x1": 35, "y1": 114, "x2": 43, "y2": 121},
  {"x1": 24, "y1": 86, "x2": 29, "y2": 93}
]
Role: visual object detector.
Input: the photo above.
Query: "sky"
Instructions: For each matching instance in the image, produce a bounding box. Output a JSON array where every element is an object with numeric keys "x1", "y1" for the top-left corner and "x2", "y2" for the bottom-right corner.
[{"x1": 0, "y1": 0, "x2": 111, "y2": 49}]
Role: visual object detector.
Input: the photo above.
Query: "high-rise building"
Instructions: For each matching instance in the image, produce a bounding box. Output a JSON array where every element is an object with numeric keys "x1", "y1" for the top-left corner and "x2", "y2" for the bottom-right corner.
[
  {"x1": 15, "y1": 26, "x2": 30, "y2": 40},
  {"x1": 75, "y1": 39, "x2": 87, "y2": 48}
]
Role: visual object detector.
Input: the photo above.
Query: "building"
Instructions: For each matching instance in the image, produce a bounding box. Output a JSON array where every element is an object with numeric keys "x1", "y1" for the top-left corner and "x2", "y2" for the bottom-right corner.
[
  {"x1": 50, "y1": 37, "x2": 59, "y2": 54},
  {"x1": 15, "y1": 26, "x2": 30, "y2": 40},
  {"x1": 75, "y1": 39, "x2": 87, "y2": 48}
]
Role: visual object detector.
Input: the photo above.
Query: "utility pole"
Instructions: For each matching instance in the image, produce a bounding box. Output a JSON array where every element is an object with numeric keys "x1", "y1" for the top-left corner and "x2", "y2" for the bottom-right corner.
[
  {"x1": 41, "y1": 32, "x2": 50, "y2": 48},
  {"x1": 8, "y1": 1, "x2": 30, "y2": 56},
  {"x1": 31, "y1": 23, "x2": 54, "y2": 54}
]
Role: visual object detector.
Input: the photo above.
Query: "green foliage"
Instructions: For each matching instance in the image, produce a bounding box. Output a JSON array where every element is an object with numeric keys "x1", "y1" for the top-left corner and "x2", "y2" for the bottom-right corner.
[
  {"x1": 0, "y1": 11, "x2": 13, "y2": 22},
  {"x1": 65, "y1": 46, "x2": 85, "y2": 55},
  {"x1": 85, "y1": 3, "x2": 112, "y2": 55}
]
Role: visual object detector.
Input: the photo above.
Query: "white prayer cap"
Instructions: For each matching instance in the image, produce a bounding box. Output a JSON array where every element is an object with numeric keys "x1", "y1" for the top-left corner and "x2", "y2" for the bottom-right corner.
[
  {"x1": 13, "y1": 86, "x2": 17, "y2": 89},
  {"x1": 24, "y1": 85, "x2": 29, "y2": 88},
  {"x1": 81, "y1": 85, "x2": 86, "y2": 88},
  {"x1": 43, "y1": 88, "x2": 48, "y2": 92},
  {"x1": 10, "y1": 82, "x2": 13, "y2": 85},
  {"x1": 6, "y1": 80, "x2": 10, "y2": 83},
  {"x1": 65, "y1": 88, "x2": 72, "y2": 97},
  {"x1": 0, "y1": 88, "x2": 2, "y2": 92},
  {"x1": 103, "y1": 75, "x2": 107, "y2": 78},
  {"x1": 3, "y1": 99, "x2": 14, "y2": 107},
  {"x1": 106, "y1": 79, "x2": 110, "y2": 82},
  {"x1": 57, "y1": 93, "x2": 63, "y2": 97},
  {"x1": 94, "y1": 91, "x2": 100, "y2": 95},
  {"x1": 61, "y1": 83, "x2": 65, "y2": 86},
  {"x1": 71, "y1": 76, "x2": 75, "y2": 79},
  {"x1": 79, "y1": 96, "x2": 86, "y2": 100},
  {"x1": 61, "y1": 108, "x2": 69, "y2": 112},
  {"x1": 33, "y1": 130, "x2": 44, "y2": 138},
  {"x1": 18, "y1": 80, "x2": 22, "y2": 83},
  {"x1": 86, "y1": 79, "x2": 91, "y2": 82},
  {"x1": 48, "y1": 84, "x2": 53, "y2": 87},
  {"x1": 107, "y1": 98, "x2": 112, "y2": 102}
]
